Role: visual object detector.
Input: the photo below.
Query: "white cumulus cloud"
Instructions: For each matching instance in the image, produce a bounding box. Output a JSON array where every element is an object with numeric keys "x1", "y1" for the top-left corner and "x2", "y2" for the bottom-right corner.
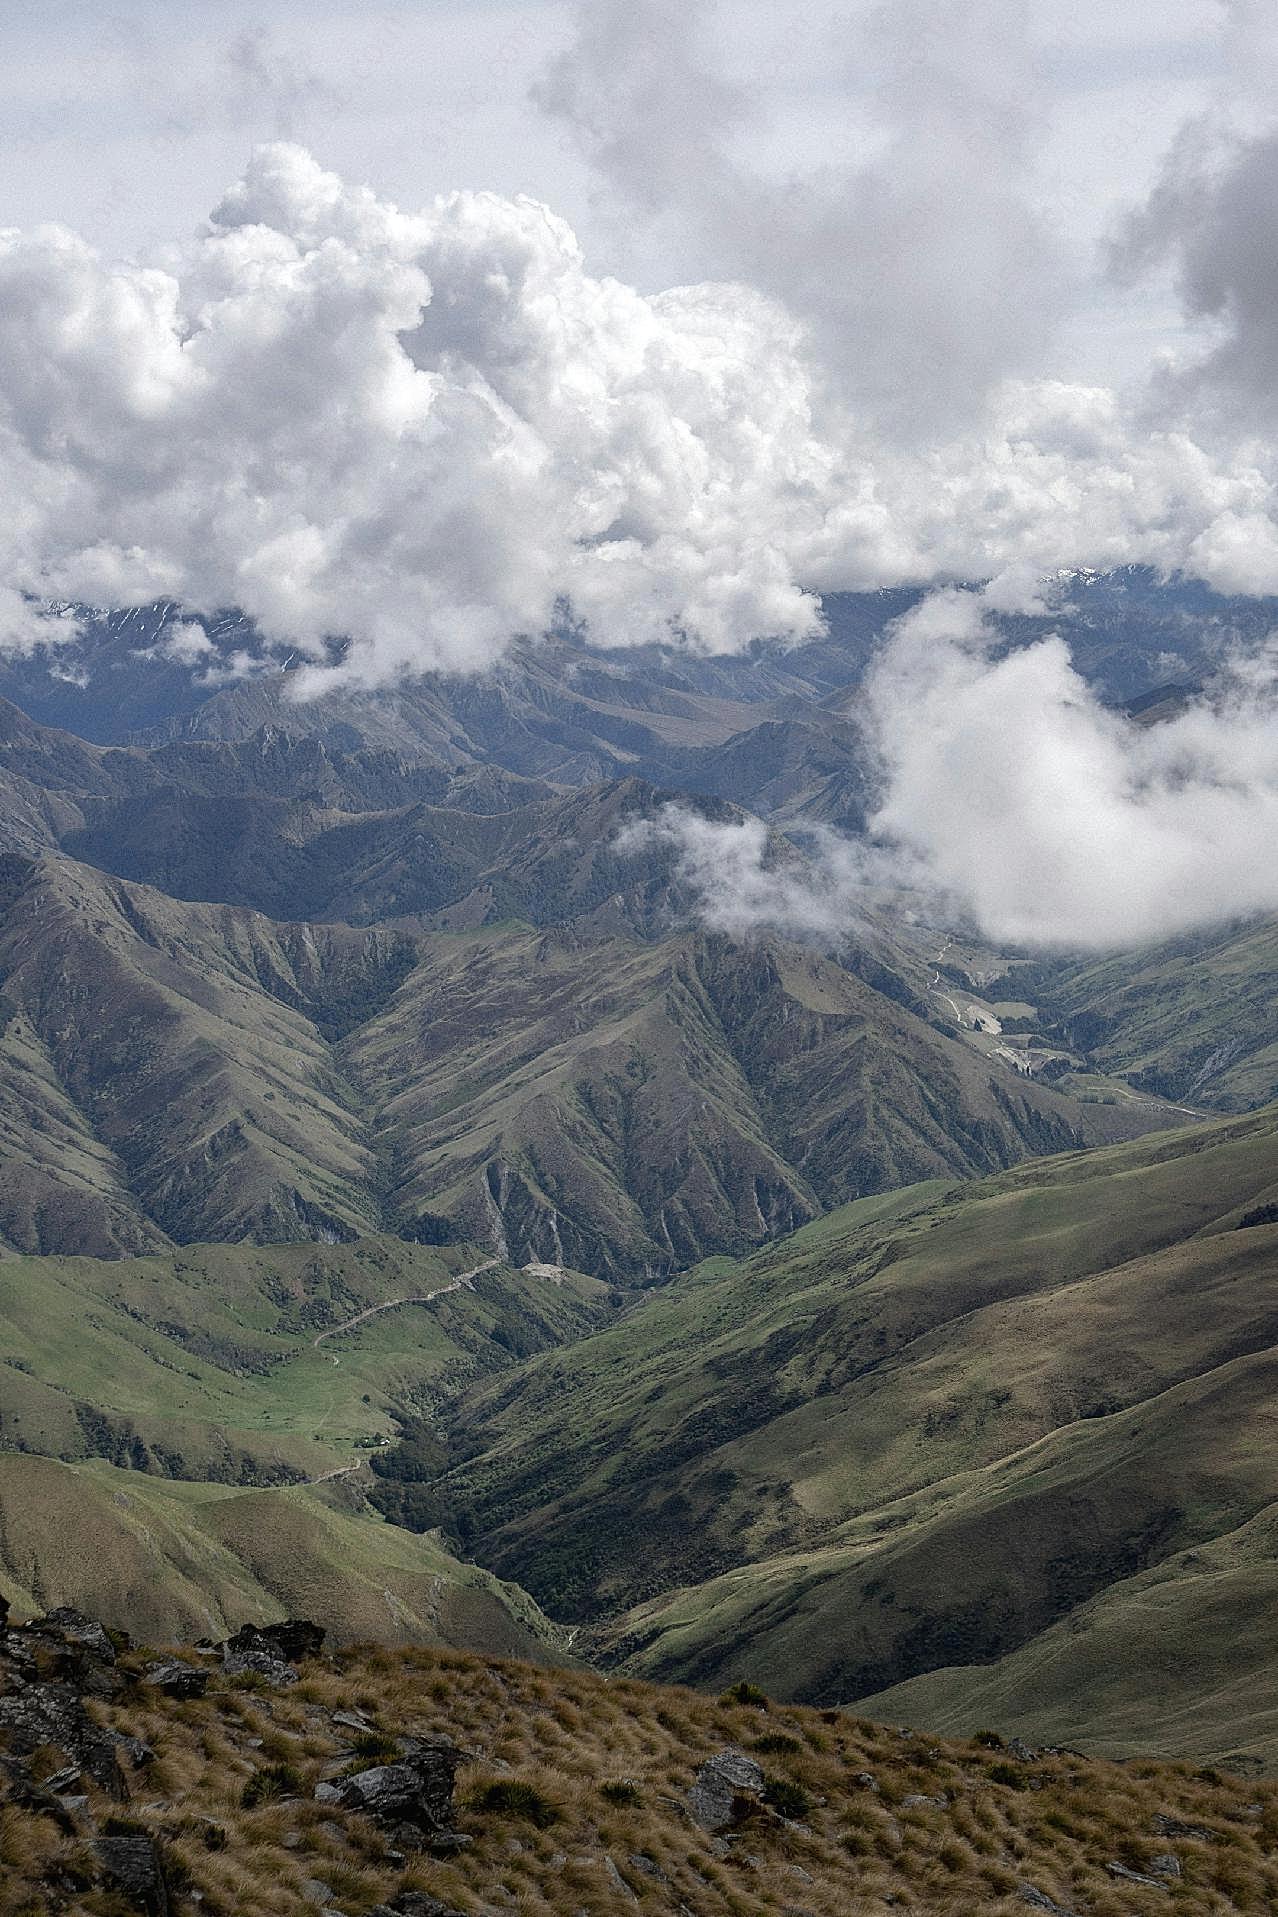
[{"x1": 862, "y1": 586, "x2": 1278, "y2": 948}]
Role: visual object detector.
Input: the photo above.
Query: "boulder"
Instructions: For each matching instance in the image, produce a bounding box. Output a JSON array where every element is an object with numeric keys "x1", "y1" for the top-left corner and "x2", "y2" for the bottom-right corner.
[
  {"x1": 8, "y1": 1607, "x2": 126, "y2": 1697},
  {"x1": 95, "y1": 1829, "x2": 170, "y2": 1915},
  {"x1": 1018, "y1": 1889, "x2": 1079, "y2": 1916},
  {"x1": 220, "y1": 1621, "x2": 319, "y2": 1687},
  {"x1": 144, "y1": 1659, "x2": 210, "y2": 1700},
  {"x1": 254, "y1": 1619, "x2": 326, "y2": 1663},
  {"x1": 314, "y1": 1736, "x2": 464, "y2": 1850},
  {"x1": 1152, "y1": 1811, "x2": 1218, "y2": 1843},
  {"x1": 687, "y1": 1748, "x2": 765, "y2": 1831},
  {"x1": 37, "y1": 1607, "x2": 119, "y2": 1664},
  {"x1": 110, "y1": 1731, "x2": 157, "y2": 1771},
  {"x1": 0, "y1": 1681, "x2": 126, "y2": 1795},
  {"x1": 1106, "y1": 1861, "x2": 1168, "y2": 1889},
  {"x1": 0, "y1": 1756, "x2": 82, "y2": 1835}
]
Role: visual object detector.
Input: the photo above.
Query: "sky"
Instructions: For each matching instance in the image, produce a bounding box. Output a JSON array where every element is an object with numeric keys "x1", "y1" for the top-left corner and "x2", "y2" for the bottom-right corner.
[
  {"x1": 5, "y1": 0, "x2": 1278, "y2": 949},
  {"x1": 0, "y1": 0, "x2": 1234, "y2": 379}
]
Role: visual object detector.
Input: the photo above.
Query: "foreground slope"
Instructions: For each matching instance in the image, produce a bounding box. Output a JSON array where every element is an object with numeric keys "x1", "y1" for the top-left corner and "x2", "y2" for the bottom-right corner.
[
  {"x1": 2, "y1": 1607, "x2": 1275, "y2": 1917},
  {"x1": 424, "y1": 1105, "x2": 1278, "y2": 1762}
]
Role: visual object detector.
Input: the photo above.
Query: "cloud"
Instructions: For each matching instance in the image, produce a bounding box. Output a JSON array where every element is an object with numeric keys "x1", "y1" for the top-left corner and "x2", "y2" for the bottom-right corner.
[
  {"x1": 1115, "y1": 117, "x2": 1278, "y2": 455},
  {"x1": 861, "y1": 586, "x2": 1278, "y2": 949},
  {"x1": 3, "y1": 128, "x2": 1278, "y2": 696},
  {"x1": 537, "y1": 0, "x2": 1064, "y2": 435},
  {"x1": 0, "y1": 591, "x2": 81, "y2": 656},
  {"x1": 631, "y1": 583, "x2": 1278, "y2": 957},
  {"x1": 0, "y1": 144, "x2": 834, "y2": 685},
  {"x1": 617, "y1": 804, "x2": 917, "y2": 945},
  {"x1": 145, "y1": 618, "x2": 215, "y2": 667}
]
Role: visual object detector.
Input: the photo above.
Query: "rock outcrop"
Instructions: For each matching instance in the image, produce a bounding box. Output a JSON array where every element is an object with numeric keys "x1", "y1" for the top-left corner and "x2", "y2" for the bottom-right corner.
[{"x1": 315, "y1": 1734, "x2": 466, "y2": 1851}]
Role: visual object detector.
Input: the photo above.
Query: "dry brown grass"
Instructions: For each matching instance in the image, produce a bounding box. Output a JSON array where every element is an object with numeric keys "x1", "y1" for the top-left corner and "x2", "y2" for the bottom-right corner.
[{"x1": 1, "y1": 1645, "x2": 1277, "y2": 1915}]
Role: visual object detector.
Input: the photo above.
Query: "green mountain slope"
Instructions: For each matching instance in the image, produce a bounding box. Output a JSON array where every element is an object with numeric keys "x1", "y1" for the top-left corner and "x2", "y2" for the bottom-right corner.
[
  {"x1": 0, "y1": 852, "x2": 1178, "y2": 1268},
  {"x1": 1040, "y1": 914, "x2": 1278, "y2": 1111},
  {"x1": 0, "y1": 853, "x2": 390, "y2": 1250},
  {"x1": 0, "y1": 1455, "x2": 561, "y2": 1655},
  {"x1": 0, "y1": 1234, "x2": 607, "y2": 1483},
  {"x1": 0, "y1": 1232, "x2": 604, "y2": 1649},
  {"x1": 417, "y1": 1105, "x2": 1278, "y2": 1758}
]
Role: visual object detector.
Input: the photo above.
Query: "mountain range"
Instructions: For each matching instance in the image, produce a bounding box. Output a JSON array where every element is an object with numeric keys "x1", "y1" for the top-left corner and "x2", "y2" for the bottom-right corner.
[{"x1": 2, "y1": 573, "x2": 1278, "y2": 1774}]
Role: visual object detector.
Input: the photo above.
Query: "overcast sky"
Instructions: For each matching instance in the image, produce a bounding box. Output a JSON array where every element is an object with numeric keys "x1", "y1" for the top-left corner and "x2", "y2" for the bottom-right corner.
[{"x1": 0, "y1": 0, "x2": 1239, "y2": 382}]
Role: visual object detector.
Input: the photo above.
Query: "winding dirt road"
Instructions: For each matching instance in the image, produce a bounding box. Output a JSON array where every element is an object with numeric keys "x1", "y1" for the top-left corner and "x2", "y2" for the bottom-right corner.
[{"x1": 311, "y1": 1257, "x2": 501, "y2": 1350}]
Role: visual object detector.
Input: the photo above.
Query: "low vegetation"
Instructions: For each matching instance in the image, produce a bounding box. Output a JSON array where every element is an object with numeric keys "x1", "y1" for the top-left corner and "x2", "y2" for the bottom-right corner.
[{"x1": 4, "y1": 1615, "x2": 1278, "y2": 1917}]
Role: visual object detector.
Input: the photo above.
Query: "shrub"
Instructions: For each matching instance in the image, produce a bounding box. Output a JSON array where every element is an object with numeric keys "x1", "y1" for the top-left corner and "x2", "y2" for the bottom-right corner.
[
  {"x1": 719, "y1": 1681, "x2": 770, "y2": 1709},
  {"x1": 468, "y1": 1779, "x2": 561, "y2": 1829},
  {"x1": 973, "y1": 1730, "x2": 1004, "y2": 1749},
  {"x1": 986, "y1": 1762, "x2": 1026, "y2": 1791},
  {"x1": 600, "y1": 1780, "x2": 641, "y2": 1806},
  {"x1": 752, "y1": 1732, "x2": 803, "y2": 1756},
  {"x1": 762, "y1": 1776, "x2": 812, "y2": 1820},
  {"x1": 240, "y1": 1763, "x2": 302, "y2": 1808}
]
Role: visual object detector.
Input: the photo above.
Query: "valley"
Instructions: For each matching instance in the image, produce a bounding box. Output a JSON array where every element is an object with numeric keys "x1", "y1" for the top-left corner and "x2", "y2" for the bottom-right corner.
[{"x1": 1, "y1": 579, "x2": 1277, "y2": 1785}]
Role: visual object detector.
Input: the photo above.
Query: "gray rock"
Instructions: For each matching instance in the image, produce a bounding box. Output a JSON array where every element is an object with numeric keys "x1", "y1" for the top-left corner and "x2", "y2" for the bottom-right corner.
[
  {"x1": 95, "y1": 1829, "x2": 170, "y2": 1915},
  {"x1": 220, "y1": 1638, "x2": 296, "y2": 1687},
  {"x1": 144, "y1": 1660, "x2": 210, "y2": 1700},
  {"x1": 219, "y1": 1619, "x2": 324, "y2": 1687},
  {"x1": 603, "y1": 1855, "x2": 638, "y2": 1901},
  {"x1": 37, "y1": 1608, "x2": 119, "y2": 1664},
  {"x1": 110, "y1": 1732, "x2": 156, "y2": 1770},
  {"x1": 687, "y1": 1747, "x2": 765, "y2": 1830},
  {"x1": 0, "y1": 1757, "x2": 81, "y2": 1834},
  {"x1": 314, "y1": 1737, "x2": 463, "y2": 1851},
  {"x1": 628, "y1": 1852, "x2": 666, "y2": 1881},
  {"x1": 901, "y1": 1792, "x2": 947, "y2": 1808},
  {"x1": 1018, "y1": 1888, "x2": 1079, "y2": 1916},
  {"x1": 1149, "y1": 1853, "x2": 1182, "y2": 1879},
  {"x1": 1152, "y1": 1811, "x2": 1218, "y2": 1842},
  {"x1": 252, "y1": 1619, "x2": 325, "y2": 1662},
  {"x1": 0, "y1": 1682, "x2": 125, "y2": 1795},
  {"x1": 1106, "y1": 1861, "x2": 1168, "y2": 1889}
]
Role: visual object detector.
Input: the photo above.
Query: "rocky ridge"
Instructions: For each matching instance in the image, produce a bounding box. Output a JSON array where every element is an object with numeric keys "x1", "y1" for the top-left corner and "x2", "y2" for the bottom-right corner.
[{"x1": 1, "y1": 1598, "x2": 1277, "y2": 1916}]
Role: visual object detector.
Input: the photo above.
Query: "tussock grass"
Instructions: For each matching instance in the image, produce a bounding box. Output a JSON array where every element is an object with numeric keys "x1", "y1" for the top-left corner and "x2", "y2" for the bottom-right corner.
[{"x1": 2, "y1": 1641, "x2": 1277, "y2": 1916}]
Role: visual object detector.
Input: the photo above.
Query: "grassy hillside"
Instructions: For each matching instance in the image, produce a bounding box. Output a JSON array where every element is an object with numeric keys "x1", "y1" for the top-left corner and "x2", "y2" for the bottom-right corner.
[
  {"x1": 4, "y1": 1616, "x2": 1277, "y2": 1917},
  {"x1": 415, "y1": 1105, "x2": 1278, "y2": 1762},
  {"x1": 0, "y1": 1457, "x2": 559, "y2": 1656},
  {"x1": 860, "y1": 1495, "x2": 1278, "y2": 1766},
  {"x1": 0, "y1": 1233, "x2": 605, "y2": 1653},
  {"x1": 0, "y1": 1234, "x2": 607, "y2": 1483},
  {"x1": 1039, "y1": 915, "x2": 1278, "y2": 1111}
]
